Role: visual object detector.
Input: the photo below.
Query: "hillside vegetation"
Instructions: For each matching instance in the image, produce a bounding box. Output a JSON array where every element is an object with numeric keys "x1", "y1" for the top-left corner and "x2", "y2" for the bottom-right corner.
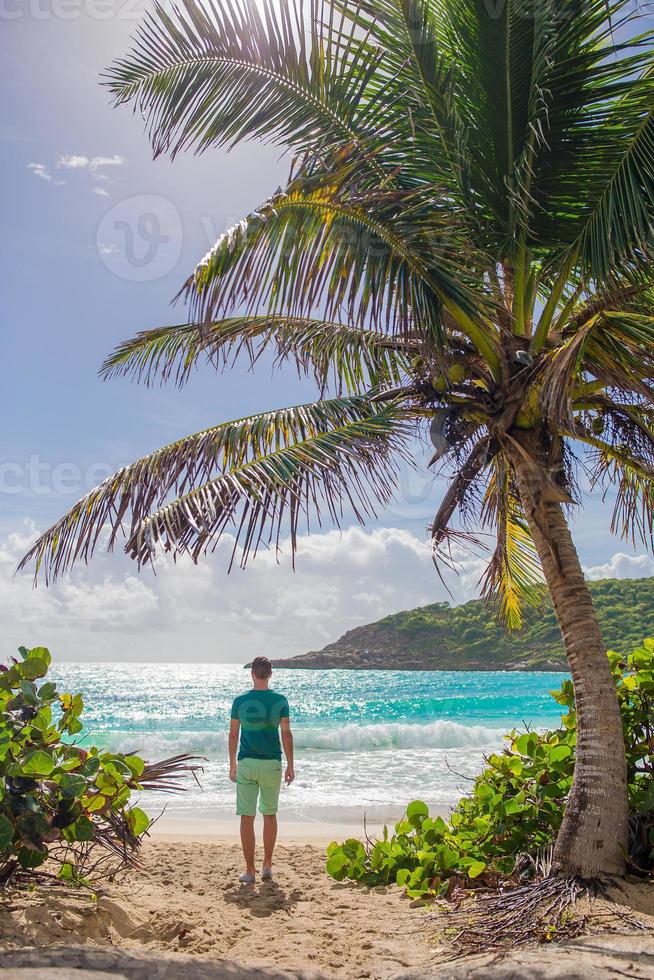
[{"x1": 275, "y1": 578, "x2": 654, "y2": 671}]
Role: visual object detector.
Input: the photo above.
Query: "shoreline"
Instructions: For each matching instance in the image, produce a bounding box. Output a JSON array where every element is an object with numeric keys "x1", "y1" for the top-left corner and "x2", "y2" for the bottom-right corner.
[{"x1": 149, "y1": 804, "x2": 452, "y2": 843}]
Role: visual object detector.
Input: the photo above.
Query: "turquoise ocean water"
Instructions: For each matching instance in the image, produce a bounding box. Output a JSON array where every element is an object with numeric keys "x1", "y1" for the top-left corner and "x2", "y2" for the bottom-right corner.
[{"x1": 51, "y1": 664, "x2": 567, "y2": 819}]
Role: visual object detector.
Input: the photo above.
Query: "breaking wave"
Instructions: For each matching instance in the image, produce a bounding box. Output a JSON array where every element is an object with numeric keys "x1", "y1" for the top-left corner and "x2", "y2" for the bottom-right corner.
[{"x1": 99, "y1": 719, "x2": 504, "y2": 758}]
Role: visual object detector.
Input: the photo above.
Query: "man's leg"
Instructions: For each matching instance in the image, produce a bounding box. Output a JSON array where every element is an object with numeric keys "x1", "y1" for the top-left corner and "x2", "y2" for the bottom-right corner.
[
  {"x1": 262, "y1": 814, "x2": 277, "y2": 870},
  {"x1": 240, "y1": 815, "x2": 256, "y2": 876},
  {"x1": 259, "y1": 760, "x2": 282, "y2": 876},
  {"x1": 236, "y1": 759, "x2": 258, "y2": 879}
]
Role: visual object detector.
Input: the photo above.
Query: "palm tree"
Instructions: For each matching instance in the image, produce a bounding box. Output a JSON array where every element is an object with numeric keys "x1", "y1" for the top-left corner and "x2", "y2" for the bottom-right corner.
[{"x1": 20, "y1": 0, "x2": 654, "y2": 878}]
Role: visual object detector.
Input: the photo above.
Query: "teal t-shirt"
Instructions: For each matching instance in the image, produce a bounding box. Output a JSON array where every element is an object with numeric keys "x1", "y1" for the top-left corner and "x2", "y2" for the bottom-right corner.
[{"x1": 230, "y1": 689, "x2": 290, "y2": 761}]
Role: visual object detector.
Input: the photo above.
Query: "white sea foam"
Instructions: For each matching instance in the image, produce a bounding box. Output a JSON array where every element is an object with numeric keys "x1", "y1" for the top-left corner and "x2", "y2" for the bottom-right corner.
[
  {"x1": 100, "y1": 719, "x2": 504, "y2": 758},
  {"x1": 295, "y1": 720, "x2": 504, "y2": 750},
  {"x1": 53, "y1": 663, "x2": 561, "y2": 815}
]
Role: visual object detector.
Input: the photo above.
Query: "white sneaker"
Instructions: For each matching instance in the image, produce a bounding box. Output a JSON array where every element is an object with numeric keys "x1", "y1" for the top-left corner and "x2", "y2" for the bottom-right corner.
[
  {"x1": 239, "y1": 872, "x2": 256, "y2": 884},
  {"x1": 261, "y1": 867, "x2": 273, "y2": 881}
]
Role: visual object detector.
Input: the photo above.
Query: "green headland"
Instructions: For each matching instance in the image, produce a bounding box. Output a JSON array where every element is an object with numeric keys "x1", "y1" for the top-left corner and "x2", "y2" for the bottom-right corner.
[{"x1": 272, "y1": 577, "x2": 654, "y2": 671}]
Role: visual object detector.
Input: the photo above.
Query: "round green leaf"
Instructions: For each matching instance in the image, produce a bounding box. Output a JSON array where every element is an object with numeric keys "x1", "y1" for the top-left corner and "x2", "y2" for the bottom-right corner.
[
  {"x1": 68, "y1": 815, "x2": 95, "y2": 842},
  {"x1": 60, "y1": 773, "x2": 88, "y2": 799},
  {"x1": 21, "y1": 750, "x2": 54, "y2": 776},
  {"x1": 78, "y1": 757, "x2": 100, "y2": 778},
  {"x1": 25, "y1": 647, "x2": 52, "y2": 668},
  {"x1": 127, "y1": 806, "x2": 150, "y2": 836},
  {"x1": 19, "y1": 660, "x2": 48, "y2": 681},
  {"x1": 406, "y1": 800, "x2": 429, "y2": 823},
  {"x1": 395, "y1": 868, "x2": 411, "y2": 887},
  {"x1": 326, "y1": 850, "x2": 349, "y2": 877},
  {"x1": 125, "y1": 755, "x2": 145, "y2": 779},
  {"x1": 84, "y1": 794, "x2": 107, "y2": 813},
  {"x1": 17, "y1": 846, "x2": 47, "y2": 869}
]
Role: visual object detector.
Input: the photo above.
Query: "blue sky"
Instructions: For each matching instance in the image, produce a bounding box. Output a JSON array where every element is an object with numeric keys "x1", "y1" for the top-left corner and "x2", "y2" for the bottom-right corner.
[
  {"x1": 2, "y1": 4, "x2": 308, "y2": 526},
  {"x1": 2, "y1": 4, "x2": 654, "y2": 661}
]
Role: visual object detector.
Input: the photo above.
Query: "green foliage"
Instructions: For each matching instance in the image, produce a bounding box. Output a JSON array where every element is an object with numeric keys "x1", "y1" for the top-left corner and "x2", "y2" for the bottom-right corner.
[
  {"x1": 326, "y1": 640, "x2": 654, "y2": 896},
  {"x1": 0, "y1": 646, "x2": 157, "y2": 885},
  {"x1": 22, "y1": 0, "x2": 654, "y2": 626},
  {"x1": 310, "y1": 577, "x2": 654, "y2": 670}
]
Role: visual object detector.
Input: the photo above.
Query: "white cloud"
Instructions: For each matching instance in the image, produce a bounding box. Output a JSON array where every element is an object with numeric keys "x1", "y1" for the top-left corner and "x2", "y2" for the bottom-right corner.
[
  {"x1": 7, "y1": 518, "x2": 651, "y2": 666},
  {"x1": 584, "y1": 552, "x2": 654, "y2": 580},
  {"x1": 57, "y1": 153, "x2": 126, "y2": 178},
  {"x1": 3, "y1": 522, "x2": 481, "y2": 664},
  {"x1": 56, "y1": 154, "x2": 89, "y2": 170},
  {"x1": 28, "y1": 154, "x2": 126, "y2": 195},
  {"x1": 27, "y1": 163, "x2": 64, "y2": 186}
]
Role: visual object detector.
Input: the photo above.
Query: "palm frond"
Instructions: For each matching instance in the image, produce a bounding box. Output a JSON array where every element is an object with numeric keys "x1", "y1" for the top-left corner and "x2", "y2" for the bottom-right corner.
[
  {"x1": 105, "y1": 0, "x2": 392, "y2": 182},
  {"x1": 445, "y1": 0, "x2": 549, "y2": 236},
  {"x1": 573, "y1": 398, "x2": 654, "y2": 468},
  {"x1": 555, "y1": 282, "x2": 651, "y2": 334},
  {"x1": 511, "y1": 0, "x2": 650, "y2": 249},
  {"x1": 550, "y1": 51, "x2": 654, "y2": 279},
  {"x1": 18, "y1": 396, "x2": 403, "y2": 583},
  {"x1": 538, "y1": 310, "x2": 654, "y2": 426},
  {"x1": 589, "y1": 450, "x2": 654, "y2": 550},
  {"x1": 429, "y1": 437, "x2": 490, "y2": 555},
  {"x1": 180, "y1": 182, "x2": 500, "y2": 368},
  {"x1": 481, "y1": 458, "x2": 543, "y2": 631},
  {"x1": 334, "y1": 0, "x2": 473, "y2": 201},
  {"x1": 537, "y1": 321, "x2": 596, "y2": 426},
  {"x1": 139, "y1": 753, "x2": 205, "y2": 793},
  {"x1": 100, "y1": 315, "x2": 412, "y2": 393},
  {"x1": 126, "y1": 404, "x2": 413, "y2": 567},
  {"x1": 582, "y1": 312, "x2": 654, "y2": 398}
]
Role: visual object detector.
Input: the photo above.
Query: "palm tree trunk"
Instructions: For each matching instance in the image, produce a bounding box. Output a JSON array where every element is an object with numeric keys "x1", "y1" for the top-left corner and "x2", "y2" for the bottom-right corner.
[{"x1": 511, "y1": 441, "x2": 628, "y2": 878}]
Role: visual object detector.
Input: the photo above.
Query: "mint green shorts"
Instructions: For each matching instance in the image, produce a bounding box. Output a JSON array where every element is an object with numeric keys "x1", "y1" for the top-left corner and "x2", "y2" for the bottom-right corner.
[{"x1": 236, "y1": 758, "x2": 283, "y2": 816}]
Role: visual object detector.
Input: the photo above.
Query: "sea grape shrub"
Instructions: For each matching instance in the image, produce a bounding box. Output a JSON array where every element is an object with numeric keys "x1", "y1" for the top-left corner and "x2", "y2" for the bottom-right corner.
[
  {"x1": 0, "y1": 646, "x2": 150, "y2": 885},
  {"x1": 326, "y1": 640, "x2": 654, "y2": 897}
]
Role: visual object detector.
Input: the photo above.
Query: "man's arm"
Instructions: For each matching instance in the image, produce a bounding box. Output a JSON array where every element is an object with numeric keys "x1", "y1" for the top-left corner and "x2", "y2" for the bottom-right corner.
[
  {"x1": 228, "y1": 718, "x2": 240, "y2": 783},
  {"x1": 280, "y1": 715, "x2": 295, "y2": 785}
]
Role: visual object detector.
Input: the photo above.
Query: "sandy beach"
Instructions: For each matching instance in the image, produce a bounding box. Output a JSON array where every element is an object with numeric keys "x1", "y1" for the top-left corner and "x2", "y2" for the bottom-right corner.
[
  {"x1": 0, "y1": 820, "x2": 438, "y2": 978},
  {"x1": 2, "y1": 815, "x2": 653, "y2": 979},
  {"x1": 151, "y1": 806, "x2": 450, "y2": 842}
]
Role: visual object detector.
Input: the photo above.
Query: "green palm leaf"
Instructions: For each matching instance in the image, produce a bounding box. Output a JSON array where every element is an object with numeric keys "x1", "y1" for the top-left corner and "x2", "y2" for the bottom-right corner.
[
  {"x1": 125, "y1": 404, "x2": 413, "y2": 567},
  {"x1": 335, "y1": 0, "x2": 472, "y2": 200},
  {"x1": 481, "y1": 459, "x2": 543, "y2": 630},
  {"x1": 447, "y1": 0, "x2": 544, "y2": 234},
  {"x1": 550, "y1": 53, "x2": 654, "y2": 278},
  {"x1": 510, "y1": 0, "x2": 647, "y2": 247},
  {"x1": 18, "y1": 396, "x2": 401, "y2": 583},
  {"x1": 105, "y1": 0, "x2": 390, "y2": 181},
  {"x1": 582, "y1": 312, "x2": 654, "y2": 397},
  {"x1": 181, "y1": 182, "x2": 500, "y2": 368},
  {"x1": 589, "y1": 449, "x2": 654, "y2": 549},
  {"x1": 537, "y1": 309, "x2": 654, "y2": 425},
  {"x1": 100, "y1": 315, "x2": 413, "y2": 393}
]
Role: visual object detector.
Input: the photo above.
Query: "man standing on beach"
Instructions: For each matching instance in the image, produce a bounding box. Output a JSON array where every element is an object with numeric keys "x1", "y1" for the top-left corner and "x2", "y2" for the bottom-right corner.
[{"x1": 229, "y1": 656, "x2": 295, "y2": 883}]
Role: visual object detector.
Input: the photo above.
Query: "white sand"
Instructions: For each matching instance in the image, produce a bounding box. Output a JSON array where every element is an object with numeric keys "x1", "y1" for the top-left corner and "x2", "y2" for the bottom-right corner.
[{"x1": 150, "y1": 804, "x2": 451, "y2": 843}]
